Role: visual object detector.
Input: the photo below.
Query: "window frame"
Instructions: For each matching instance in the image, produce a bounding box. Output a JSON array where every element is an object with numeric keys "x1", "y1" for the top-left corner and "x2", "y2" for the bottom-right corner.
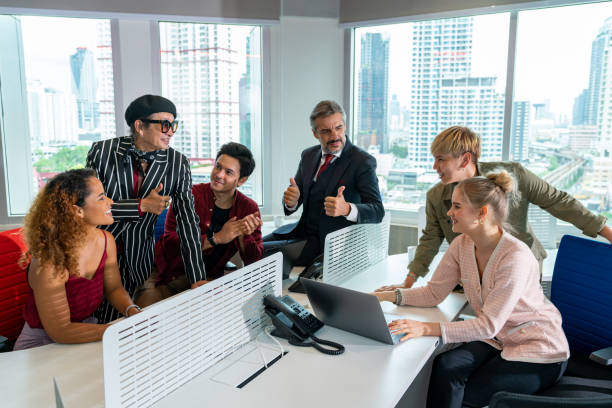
[
  {"x1": 0, "y1": 11, "x2": 271, "y2": 225},
  {"x1": 346, "y1": 2, "x2": 607, "y2": 232}
]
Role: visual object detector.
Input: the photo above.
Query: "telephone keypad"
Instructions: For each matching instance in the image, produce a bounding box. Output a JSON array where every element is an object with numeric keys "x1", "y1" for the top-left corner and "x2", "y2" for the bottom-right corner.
[{"x1": 281, "y1": 295, "x2": 323, "y2": 332}]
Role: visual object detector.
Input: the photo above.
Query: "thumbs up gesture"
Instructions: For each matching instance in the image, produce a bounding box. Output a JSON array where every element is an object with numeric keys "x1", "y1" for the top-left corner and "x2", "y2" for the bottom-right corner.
[
  {"x1": 283, "y1": 177, "x2": 300, "y2": 208},
  {"x1": 324, "y1": 186, "x2": 351, "y2": 217},
  {"x1": 141, "y1": 183, "x2": 171, "y2": 215}
]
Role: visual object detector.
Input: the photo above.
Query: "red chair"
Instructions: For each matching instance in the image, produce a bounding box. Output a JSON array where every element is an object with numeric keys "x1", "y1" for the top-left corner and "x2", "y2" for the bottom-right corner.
[{"x1": 0, "y1": 228, "x2": 29, "y2": 350}]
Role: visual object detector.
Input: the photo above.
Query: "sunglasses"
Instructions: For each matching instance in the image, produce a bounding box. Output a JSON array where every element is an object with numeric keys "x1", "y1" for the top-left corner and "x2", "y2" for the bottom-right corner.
[{"x1": 140, "y1": 119, "x2": 179, "y2": 134}]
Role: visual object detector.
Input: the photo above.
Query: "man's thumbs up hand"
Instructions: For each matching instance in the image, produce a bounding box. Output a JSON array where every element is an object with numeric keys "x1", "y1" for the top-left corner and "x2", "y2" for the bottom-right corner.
[
  {"x1": 141, "y1": 183, "x2": 171, "y2": 215},
  {"x1": 324, "y1": 186, "x2": 350, "y2": 217},
  {"x1": 336, "y1": 185, "x2": 345, "y2": 198},
  {"x1": 283, "y1": 177, "x2": 300, "y2": 208}
]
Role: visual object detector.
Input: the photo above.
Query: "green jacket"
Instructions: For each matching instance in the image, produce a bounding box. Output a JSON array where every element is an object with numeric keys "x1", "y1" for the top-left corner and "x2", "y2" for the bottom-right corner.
[{"x1": 409, "y1": 161, "x2": 607, "y2": 278}]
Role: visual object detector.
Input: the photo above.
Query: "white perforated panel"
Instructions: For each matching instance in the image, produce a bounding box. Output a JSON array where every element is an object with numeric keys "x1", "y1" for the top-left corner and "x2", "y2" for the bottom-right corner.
[
  {"x1": 102, "y1": 253, "x2": 282, "y2": 408},
  {"x1": 322, "y1": 214, "x2": 390, "y2": 286}
]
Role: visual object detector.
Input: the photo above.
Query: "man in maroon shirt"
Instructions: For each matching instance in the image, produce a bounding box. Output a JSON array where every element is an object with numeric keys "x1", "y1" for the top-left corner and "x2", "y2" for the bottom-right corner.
[{"x1": 151, "y1": 142, "x2": 263, "y2": 301}]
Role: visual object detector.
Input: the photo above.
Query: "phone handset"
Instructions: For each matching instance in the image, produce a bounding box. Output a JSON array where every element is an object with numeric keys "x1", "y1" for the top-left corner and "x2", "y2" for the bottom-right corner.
[{"x1": 263, "y1": 295, "x2": 344, "y2": 355}]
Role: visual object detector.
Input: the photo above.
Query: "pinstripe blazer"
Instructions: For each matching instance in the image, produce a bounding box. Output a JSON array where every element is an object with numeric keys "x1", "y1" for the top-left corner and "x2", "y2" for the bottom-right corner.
[{"x1": 86, "y1": 136, "x2": 206, "y2": 292}]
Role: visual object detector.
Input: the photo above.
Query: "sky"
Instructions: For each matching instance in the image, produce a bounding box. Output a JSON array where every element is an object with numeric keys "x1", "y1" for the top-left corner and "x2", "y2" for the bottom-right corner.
[
  {"x1": 19, "y1": 16, "x2": 253, "y2": 96},
  {"x1": 355, "y1": 1, "x2": 612, "y2": 119},
  {"x1": 20, "y1": 16, "x2": 101, "y2": 93}
]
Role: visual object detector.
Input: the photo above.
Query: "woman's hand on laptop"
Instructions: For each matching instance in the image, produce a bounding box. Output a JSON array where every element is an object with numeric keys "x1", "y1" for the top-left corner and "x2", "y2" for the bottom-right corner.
[
  {"x1": 375, "y1": 271, "x2": 418, "y2": 292},
  {"x1": 388, "y1": 319, "x2": 441, "y2": 342},
  {"x1": 371, "y1": 291, "x2": 395, "y2": 303}
]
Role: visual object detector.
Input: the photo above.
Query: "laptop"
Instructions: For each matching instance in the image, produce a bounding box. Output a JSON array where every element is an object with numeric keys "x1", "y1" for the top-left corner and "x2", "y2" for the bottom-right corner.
[{"x1": 300, "y1": 278, "x2": 403, "y2": 345}]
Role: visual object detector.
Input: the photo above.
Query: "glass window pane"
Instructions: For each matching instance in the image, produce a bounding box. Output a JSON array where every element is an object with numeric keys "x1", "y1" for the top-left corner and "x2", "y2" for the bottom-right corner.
[
  {"x1": 0, "y1": 15, "x2": 115, "y2": 216},
  {"x1": 159, "y1": 22, "x2": 263, "y2": 205},
  {"x1": 514, "y1": 3, "x2": 612, "y2": 222},
  {"x1": 353, "y1": 14, "x2": 509, "y2": 211}
]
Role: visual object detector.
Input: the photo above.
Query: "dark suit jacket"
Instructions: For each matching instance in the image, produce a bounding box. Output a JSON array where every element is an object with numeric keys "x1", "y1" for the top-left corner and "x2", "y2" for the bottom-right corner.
[
  {"x1": 86, "y1": 136, "x2": 206, "y2": 298},
  {"x1": 282, "y1": 137, "x2": 384, "y2": 247}
]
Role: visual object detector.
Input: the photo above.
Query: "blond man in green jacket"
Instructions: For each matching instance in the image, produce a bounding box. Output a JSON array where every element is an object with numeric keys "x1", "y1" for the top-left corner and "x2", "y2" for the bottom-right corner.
[{"x1": 379, "y1": 126, "x2": 612, "y2": 290}]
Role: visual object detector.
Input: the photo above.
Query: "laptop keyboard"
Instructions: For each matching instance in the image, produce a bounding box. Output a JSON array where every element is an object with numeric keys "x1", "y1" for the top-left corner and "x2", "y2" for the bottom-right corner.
[{"x1": 384, "y1": 314, "x2": 404, "y2": 344}]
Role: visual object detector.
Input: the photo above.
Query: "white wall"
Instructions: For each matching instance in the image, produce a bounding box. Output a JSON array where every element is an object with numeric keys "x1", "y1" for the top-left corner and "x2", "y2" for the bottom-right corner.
[
  {"x1": 111, "y1": 20, "x2": 162, "y2": 137},
  {"x1": 0, "y1": 0, "x2": 279, "y2": 21},
  {"x1": 268, "y1": 16, "x2": 345, "y2": 215},
  {"x1": 339, "y1": 0, "x2": 594, "y2": 24}
]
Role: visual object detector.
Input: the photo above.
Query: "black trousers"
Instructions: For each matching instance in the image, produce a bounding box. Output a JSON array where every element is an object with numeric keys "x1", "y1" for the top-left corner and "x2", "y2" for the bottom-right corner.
[
  {"x1": 262, "y1": 224, "x2": 321, "y2": 267},
  {"x1": 427, "y1": 341, "x2": 567, "y2": 408}
]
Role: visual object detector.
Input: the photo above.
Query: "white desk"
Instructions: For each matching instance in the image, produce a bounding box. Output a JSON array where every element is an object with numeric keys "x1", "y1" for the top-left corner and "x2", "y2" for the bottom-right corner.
[
  {"x1": 1, "y1": 254, "x2": 466, "y2": 408},
  {"x1": 1, "y1": 341, "x2": 104, "y2": 408}
]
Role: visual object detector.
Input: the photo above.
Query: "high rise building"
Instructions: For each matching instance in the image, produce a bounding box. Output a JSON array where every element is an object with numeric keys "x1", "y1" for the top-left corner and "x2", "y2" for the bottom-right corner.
[
  {"x1": 389, "y1": 94, "x2": 401, "y2": 131},
  {"x1": 239, "y1": 72, "x2": 250, "y2": 149},
  {"x1": 586, "y1": 17, "x2": 612, "y2": 126},
  {"x1": 511, "y1": 101, "x2": 530, "y2": 162},
  {"x1": 597, "y1": 26, "x2": 612, "y2": 157},
  {"x1": 160, "y1": 23, "x2": 239, "y2": 159},
  {"x1": 584, "y1": 156, "x2": 612, "y2": 198},
  {"x1": 572, "y1": 89, "x2": 588, "y2": 126},
  {"x1": 27, "y1": 79, "x2": 78, "y2": 150},
  {"x1": 533, "y1": 101, "x2": 554, "y2": 121},
  {"x1": 409, "y1": 17, "x2": 476, "y2": 168},
  {"x1": 357, "y1": 33, "x2": 389, "y2": 153},
  {"x1": 438, "y1": 77, "x2": 504, "y2": 161},
  {"x1": 238, "y1": 29, "x2": 261, "y2": 150},
  {"x1": 70, "y1": 47, "x2": 99, "y2": 131},
  {"x1": 568, "y1": 125, "x2": 598, "y2": 153},
  {"x1": 95, "y1": 20, "x2": 115, "y2": 141}
]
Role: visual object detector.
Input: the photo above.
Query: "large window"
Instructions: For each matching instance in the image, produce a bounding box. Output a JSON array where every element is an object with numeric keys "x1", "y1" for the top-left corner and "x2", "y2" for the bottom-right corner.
[
  {"x1": 159, "y1": 22, "x2": 263, "y2": 204},
  {"x1": 353, "y1": 14, "x2": 509, "y2": 212},
  {"x1": 0, "y1": 16, "x2": 264, "y2": 221},
  {"x1": 514, "y1": 3, "x2": 612, "y2": 221},
  {"x1": 353, "y1": 2, "x2": 612, "y2": 223},
  {"x1": 0, "y1": 15, "x2": 115, "y2": 216}
]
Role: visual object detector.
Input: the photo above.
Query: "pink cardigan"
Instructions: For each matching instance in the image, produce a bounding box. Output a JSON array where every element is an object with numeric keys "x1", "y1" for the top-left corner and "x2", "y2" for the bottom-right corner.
[{"x1": 399, "y1": 232, "x2": 569, "y2": 363}]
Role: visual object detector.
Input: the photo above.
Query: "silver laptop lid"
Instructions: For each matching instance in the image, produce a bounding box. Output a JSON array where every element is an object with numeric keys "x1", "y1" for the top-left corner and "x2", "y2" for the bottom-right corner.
[{"x1": 301, "y1": 278, "x2": 397, "y2": 345}]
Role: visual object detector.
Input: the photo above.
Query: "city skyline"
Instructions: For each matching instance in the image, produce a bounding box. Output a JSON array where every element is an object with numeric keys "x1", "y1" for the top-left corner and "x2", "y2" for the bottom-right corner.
[
  {"x1": 16, "y1": 16, "x2": 262, "y2": 203},
  {"x1": 9, "y1": 7, "x2": 612, "y2": 217},
  {"x1": 354, "y1": 2, "x2": 612, "y2": 218},
  {"x1": 356, "y1": 3, "x2": 612, "y2": 122}
]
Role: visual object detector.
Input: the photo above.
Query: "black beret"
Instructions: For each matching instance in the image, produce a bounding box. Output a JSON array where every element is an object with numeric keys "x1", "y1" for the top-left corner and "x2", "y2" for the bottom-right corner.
[{"x1": 124, "y1": 94, "x2": 177, "y2": 126}]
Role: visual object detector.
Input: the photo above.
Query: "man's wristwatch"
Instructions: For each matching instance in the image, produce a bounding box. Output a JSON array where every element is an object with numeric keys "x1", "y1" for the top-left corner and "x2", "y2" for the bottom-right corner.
[
  {"x1": 207, "y1": 232, "x2": 217, "y2": 247},
  {"x1": 407, "y1": 271, "x2": 418, "y2": 281}
]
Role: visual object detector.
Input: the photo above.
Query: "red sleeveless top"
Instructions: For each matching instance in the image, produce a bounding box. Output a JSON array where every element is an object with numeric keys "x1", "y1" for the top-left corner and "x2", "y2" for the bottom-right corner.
[{"x1": 23, "y1": 231, "x2": 108, "y2": 328}]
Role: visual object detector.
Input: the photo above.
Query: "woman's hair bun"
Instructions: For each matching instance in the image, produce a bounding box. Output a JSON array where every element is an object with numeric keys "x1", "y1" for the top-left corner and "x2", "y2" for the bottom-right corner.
[{"x1": 486, "y1": 171, "x2": 513, "y2": 193}]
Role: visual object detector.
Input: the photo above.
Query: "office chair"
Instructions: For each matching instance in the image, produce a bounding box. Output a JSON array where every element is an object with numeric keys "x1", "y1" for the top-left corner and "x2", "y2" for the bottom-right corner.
[
  {"x1": 154, "y1": 208, "x2": 239, "y2": 271},
  {"x1": 154, "y1": 208, "x2": 168, "y2": 243},
  {"x1": 489, "y1": 235, "x2": 612, "y2": 407},
  {"x1": 0, "y1": 228, "x2": 29, "y2": 352}
]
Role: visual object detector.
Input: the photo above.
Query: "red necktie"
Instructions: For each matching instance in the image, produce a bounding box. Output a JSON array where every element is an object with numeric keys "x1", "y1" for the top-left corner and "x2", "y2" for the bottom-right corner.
[{"x1": 317, "y1": 154, "x2": 334, "y2": 179}]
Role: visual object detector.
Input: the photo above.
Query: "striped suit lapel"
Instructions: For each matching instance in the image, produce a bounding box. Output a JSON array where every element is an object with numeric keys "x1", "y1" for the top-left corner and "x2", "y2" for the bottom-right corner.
[
  {"x1": 140, "y1": 149, "x2": 169, "y2": 198},
  {"x1": 114, "y1": 138, "x2": 134, "y2": 199}
]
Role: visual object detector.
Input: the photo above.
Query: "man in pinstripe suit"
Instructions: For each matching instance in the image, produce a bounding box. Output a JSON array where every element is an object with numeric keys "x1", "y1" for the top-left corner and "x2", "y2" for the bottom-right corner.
[{"x1": 86, "y1": 95, "x2": 206, "y2": 323}]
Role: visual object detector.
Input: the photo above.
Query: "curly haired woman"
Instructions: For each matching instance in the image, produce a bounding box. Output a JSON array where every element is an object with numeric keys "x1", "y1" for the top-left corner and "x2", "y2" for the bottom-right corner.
[{"x1": 14, "y1": 169, "x2": 139, "y2": 350}]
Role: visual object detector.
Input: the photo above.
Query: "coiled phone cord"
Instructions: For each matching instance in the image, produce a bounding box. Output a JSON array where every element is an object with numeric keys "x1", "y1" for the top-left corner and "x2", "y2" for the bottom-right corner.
[{"x1": 288, "y1": 334, "x2": 345, "y2": 355}]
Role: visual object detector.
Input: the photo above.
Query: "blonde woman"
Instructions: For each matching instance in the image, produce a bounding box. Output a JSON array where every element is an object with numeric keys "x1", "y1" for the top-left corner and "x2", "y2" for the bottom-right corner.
[{"x1": 374, "y1": 172, "x2": 569, "y2": 408}]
